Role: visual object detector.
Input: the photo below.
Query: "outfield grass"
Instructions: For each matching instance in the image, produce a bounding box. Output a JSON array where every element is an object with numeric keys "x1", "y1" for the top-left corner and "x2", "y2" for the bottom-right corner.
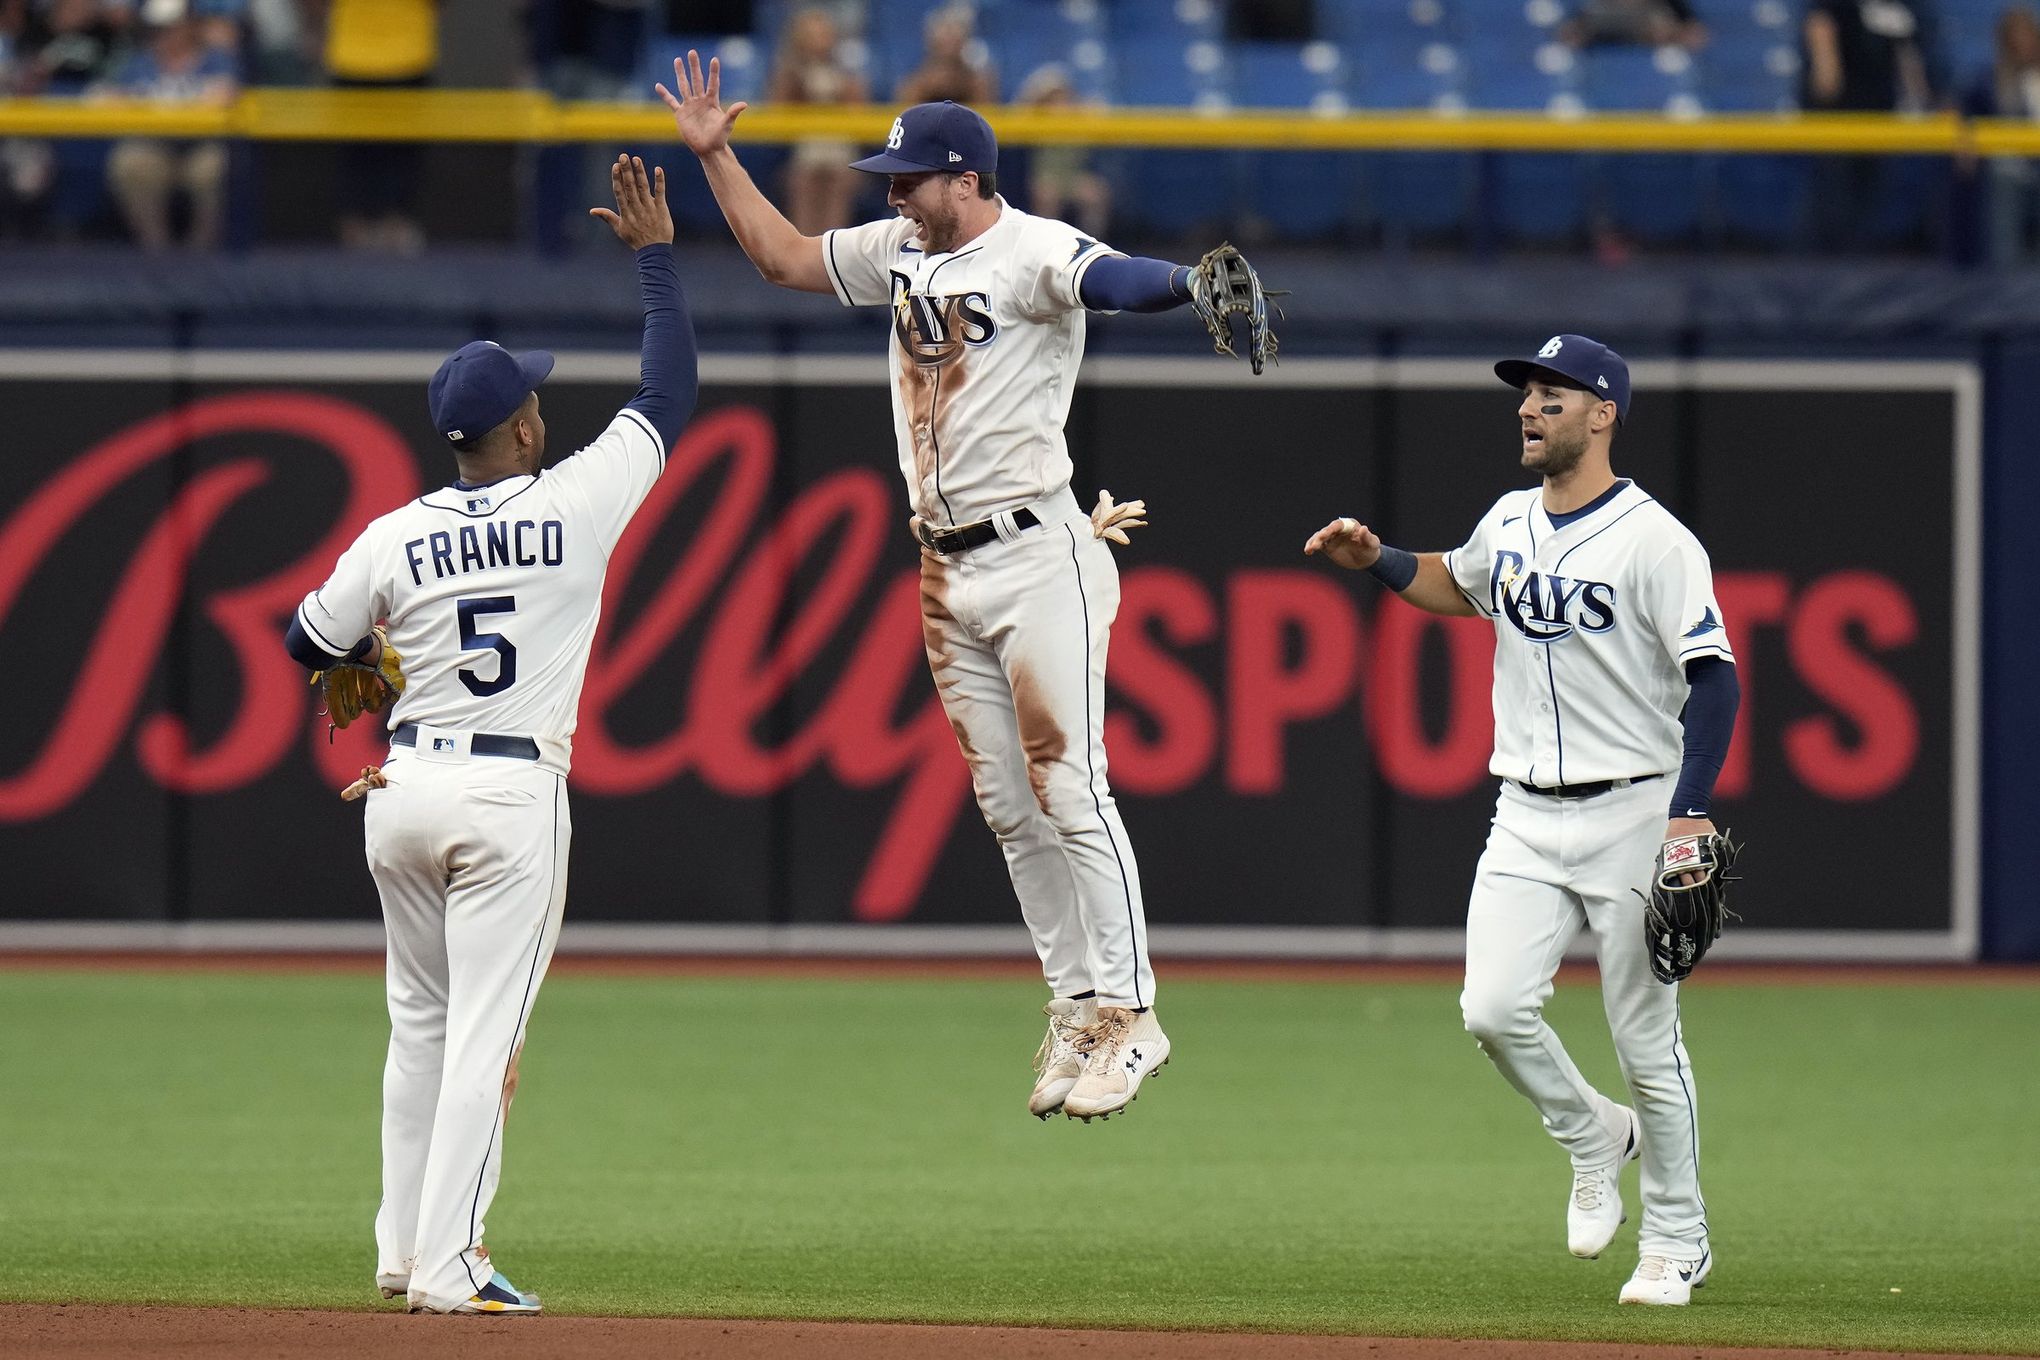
[{"x1": 0, "y1": 967, "x2": 2035, "y2": 1353}]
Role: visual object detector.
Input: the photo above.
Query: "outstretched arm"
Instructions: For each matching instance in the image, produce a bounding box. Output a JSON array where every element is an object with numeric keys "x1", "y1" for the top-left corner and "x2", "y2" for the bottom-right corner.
[
  {"x1": 590, "y1": 153, "x2": 699, "y2": 449},
  {"x1": 1303, "y1": 517, "x2": 1477, "y2": 618},
  {"x1": 659, "y1": 51, "x2": 833, "y2": 294},
  {"x1": 1077, "y1": 255, "x2": 1193, "y2": 313}
]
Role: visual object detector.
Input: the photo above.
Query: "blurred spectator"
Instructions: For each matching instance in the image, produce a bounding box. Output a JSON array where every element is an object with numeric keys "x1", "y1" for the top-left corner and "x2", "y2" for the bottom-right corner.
[
  {"x1": 314, "y1": 0, "x2": 438, "y2": 252},
  {"x1": 662, "y1": 0, "x2": 749, "y2": 35},
  {"x1": 1961, "y1": 4, "x2": 2040, "y2": 263},
  {"x1": 768, "y1": 6, "x2": 864, "y2": 235},
  {"x1": 103, "y1": 9, "x2": 237, "y2": 251},
  {"x1": 1227, "y1": 0, "x2": 1314, "y2": 41},
  {"x1": 1802, "y1": 0, "x2": 1933, "y2": 250},
  {"x1": 1, "y1": 1, "x2": 59, "y2": 238},
  {"x1": 1015, "y1": 64, "x2": 1107, "y2": 238},
  {"x1": 1803, "y1": 0, "x2": 1931, "y2": 111},
  {"x1": 528, "y1": 0, "x2": 650, "y2": 99},
  {"x1": 894, "y1": 5, "x2": 993, "y2": 106},
  {"x1": 21, "y1": 0, "x2": 131, "y2": 94},
  {"x1": 1560, "y1": 0, "x2": 1706, "y2": 49},
  {"x1": 245, "y1": 0, "x2": 316, "y2": 84}
]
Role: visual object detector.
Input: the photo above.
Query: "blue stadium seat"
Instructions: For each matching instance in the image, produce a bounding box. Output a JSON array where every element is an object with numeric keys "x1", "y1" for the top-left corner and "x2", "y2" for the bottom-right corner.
[
  {"x1": 1698, "y1": 35, "x2": 1810, "y2": 246},
  {"x1": 1701, "y1": 28, "x2": 1801, "y2": 112},
  {"x1": 1581, "y1": 45, "x2": 1699, "y2": 113},
  {"x1": 1346, "y1": 33, "x2": 1472, "y2": 242},
  {"x1": 1317, "y1": 0, "x2": 1460, "y2": 46},
  {"x1": 1105, "y1": 0, "x2": 1222, "y2": 44},
  {"x1": 982, "y1": 2, "x2": 1110, "y2": 102},
  {"x1": 1466, "y1": 42, "x2": 1589, "y2": 244},
  {"x1": 644, "y1": 34, "x2": 767, "y2": 106},
  {"x1": 1106, "y1": 37, "x2": 1232, "y2": 235},
  {"x1": 1230, "y1": 42, "x2": 1352, "y2": 239},
  {"x1": 1581, "y1": 46, "x2": 1705, "y2": 244}
]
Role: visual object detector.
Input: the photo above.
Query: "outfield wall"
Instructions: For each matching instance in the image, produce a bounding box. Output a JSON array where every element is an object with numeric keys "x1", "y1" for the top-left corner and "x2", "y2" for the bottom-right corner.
[{"x1": 0, "y1": 352, "x2": 1978, "y2": 961}]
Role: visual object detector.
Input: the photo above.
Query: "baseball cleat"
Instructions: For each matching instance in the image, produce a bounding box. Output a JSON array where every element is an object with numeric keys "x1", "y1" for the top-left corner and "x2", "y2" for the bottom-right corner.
[
  {"x1": 1029, "y1": 996, "x2": 1100, "y2": 1119},
  {"x1": 1062, "y1": 1007, "x2": 1169, "y2": 1121},
  {"x1": 1619, "y1": 1249, "x2": 1711, "y2": 1305},
  {"x1": 1568, "y1": 1105, "x2": 1640, "y2": 1258},
  {"x1": 446, "y1": 1271, "x2": 542, "y2": 1315}
]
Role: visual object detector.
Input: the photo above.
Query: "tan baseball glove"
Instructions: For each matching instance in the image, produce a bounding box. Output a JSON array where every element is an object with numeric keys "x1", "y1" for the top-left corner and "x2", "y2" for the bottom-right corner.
[
  {"x1": 1090, "y1": 490, "x2": 1148, "y2": 546},
  {"x1": 312, "y1": 625, "x2": 406, "y2": 731}
]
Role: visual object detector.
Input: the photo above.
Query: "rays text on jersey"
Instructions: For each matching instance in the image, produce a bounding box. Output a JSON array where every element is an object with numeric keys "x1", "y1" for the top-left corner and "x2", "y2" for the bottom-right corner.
[
  {"x1": 1489, "y1": 550, "x2": 1617, "y2": 642},
  {"x1": 404, "y1": 520, "x2": 565, "y2": 587}
]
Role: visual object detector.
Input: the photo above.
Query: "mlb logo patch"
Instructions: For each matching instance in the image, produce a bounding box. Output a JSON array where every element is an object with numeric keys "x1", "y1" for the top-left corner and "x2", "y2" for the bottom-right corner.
[
  {"x1": 467, "y1": 496, "x2": 491, "y2": 513},
  {"x1": 432, "y1": 737, "x2": 456, "y2": 752}
]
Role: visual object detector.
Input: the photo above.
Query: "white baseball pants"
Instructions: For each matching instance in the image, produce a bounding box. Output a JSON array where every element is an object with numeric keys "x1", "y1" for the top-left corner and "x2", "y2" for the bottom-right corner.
[
  {"x1": 919, "y1": 497, "x2": 1154, "y2": 1010},
  {"x1": 361, "y1": 742, "x2": 570, "y2": 1312},
  {"x1": 1459, "y1": 778, "x2": 1707, "y2": 1259}
]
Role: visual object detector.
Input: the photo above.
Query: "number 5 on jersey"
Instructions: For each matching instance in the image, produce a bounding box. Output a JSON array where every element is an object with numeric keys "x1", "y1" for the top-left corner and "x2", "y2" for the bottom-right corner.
[{"x1": 456, "y1": 595, "x2": 518, "y2": 696}]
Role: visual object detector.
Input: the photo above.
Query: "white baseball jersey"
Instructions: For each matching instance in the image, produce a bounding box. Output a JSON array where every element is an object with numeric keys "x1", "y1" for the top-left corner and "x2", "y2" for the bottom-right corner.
[
  {"x1": 294, "y1": 409, "x2": 665, "y2": 762},
  {"x1": 821, "y1": 199, "x2": 1122, "y2": 526},
  {"x1": 1444, "y1": 480, "x2": 1733, "y2": 788}
]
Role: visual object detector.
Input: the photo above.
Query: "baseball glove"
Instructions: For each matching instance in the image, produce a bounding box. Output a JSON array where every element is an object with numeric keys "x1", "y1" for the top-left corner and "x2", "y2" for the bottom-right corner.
[
  {"x1": 1089, "y1": 489, "x2": 1148, "y2": 545},
  {"x1": 312, "y1": 625, "x2": 406, "y2": 731},
  {"x1": 1186, "y1": 242, "x2": 1284, "y2": 376},
  {"x1": 1641, "y1": 830, "x2": 1743, "y2": 984}
]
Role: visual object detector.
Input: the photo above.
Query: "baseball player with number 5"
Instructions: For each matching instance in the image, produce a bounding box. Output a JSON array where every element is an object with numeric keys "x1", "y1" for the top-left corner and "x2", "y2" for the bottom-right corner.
[
  {"x1": 660, "y1": 53, "x2": 1278, "y2": 1121},
  {"x1": 284, "y1": 155, "x2": 697, "y2": 1314},
  {"x1": 1306, "y1": 336, "x2": 1742, "y2": 1305}
]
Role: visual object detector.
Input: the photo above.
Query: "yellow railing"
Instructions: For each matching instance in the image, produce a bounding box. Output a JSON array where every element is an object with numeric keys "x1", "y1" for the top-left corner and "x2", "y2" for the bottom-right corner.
[{"x1": 4, "y1": 89, "x2": 2039, "y2": 155}]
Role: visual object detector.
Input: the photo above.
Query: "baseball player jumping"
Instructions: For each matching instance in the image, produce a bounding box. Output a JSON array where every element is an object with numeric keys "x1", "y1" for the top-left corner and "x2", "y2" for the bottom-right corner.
[
  {"x1": 660, "y1": 54, "x2": 1275, "y2": 1121},
  {"x1": 284, "y1": 156, "x2": 697, "y2": 1313},
  {"x1": 1305, "y1": 337, "x2": 1740, "y2": 1305}
]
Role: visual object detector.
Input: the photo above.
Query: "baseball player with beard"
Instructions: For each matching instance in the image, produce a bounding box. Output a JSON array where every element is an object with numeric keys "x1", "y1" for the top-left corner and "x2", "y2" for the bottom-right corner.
[
  {"x1": 660, "y1": 53, "x2": 1267, "y2": 1121},
  {"x1": 1305, "y1": 336, "x2": 1741, "y2": 1305},
  {"x1": 284, "y1": 156, "x2": 697, "y2": 1313}
]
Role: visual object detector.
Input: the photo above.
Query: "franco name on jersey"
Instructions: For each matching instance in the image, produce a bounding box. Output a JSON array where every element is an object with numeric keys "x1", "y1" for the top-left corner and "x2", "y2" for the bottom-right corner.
[
  {"x1": 403, "y1": 517, "x2": 566, "y2": 587},
  {"x1": 1490, "y1": 549, "x2": 1618, "y2": 643}
]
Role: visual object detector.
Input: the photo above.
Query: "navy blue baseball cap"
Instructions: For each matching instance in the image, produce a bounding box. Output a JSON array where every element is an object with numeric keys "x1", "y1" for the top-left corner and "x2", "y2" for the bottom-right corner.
[
  {"x1": 850, "y1": 101, "x2": 998, "y2": 175},
  {"x1": 1495, "y1": 334, "x2": 1631, "y2": 422},
  {"x1": 428, "y1": 341, "x2": 555, "y2": 445}
]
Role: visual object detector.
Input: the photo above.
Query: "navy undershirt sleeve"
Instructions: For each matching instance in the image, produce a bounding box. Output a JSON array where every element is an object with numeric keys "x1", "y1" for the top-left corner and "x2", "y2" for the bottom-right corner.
[
  {"x1": 1077, "y1": 254, "x2": 1193, "y2": 313},
  {"x1": 1670, "y1": 656, "x2": 1740, "y2": 818},
  {"x1": 284, "y1": 615, "x2": 367, "y2": 670},
  {"x1": 622, "y1": 243, "x2": 700, "y2": 451}
]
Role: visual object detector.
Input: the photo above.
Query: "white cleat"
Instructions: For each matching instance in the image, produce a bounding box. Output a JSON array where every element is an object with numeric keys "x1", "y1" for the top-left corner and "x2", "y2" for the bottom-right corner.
[
  {"x1": 1062, "y1": 1007, "x2": 1169, "y2": 1122},
  {"x1": 1028, "y1": 997, "x2": 1099, "y2": 1119},
  {"x1": 1568, "y1": 1106, "x2": 1639, "y2": 1259},
  {"x1": 1619, "y1": 1250, "x2": 1712, "y2": 1305}
]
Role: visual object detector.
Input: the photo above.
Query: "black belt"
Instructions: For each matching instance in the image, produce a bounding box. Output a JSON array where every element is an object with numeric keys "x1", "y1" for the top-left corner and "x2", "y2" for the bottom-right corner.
[
  {"x1": 915, "y1": 507, "x2": 1039, "y2": 556},
  {"x1": 1515, "y1": 773, "x2": 1662, "y2": 800},
  {"x1": 393, "y1": 722, "x2": 540, "y2": 761}
]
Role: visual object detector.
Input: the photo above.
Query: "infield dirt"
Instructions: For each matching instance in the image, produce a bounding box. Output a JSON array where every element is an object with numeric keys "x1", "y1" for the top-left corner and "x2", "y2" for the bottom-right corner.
[{"x1": 0, "y1": 1306, "x2": 2018, "y2": 1360}]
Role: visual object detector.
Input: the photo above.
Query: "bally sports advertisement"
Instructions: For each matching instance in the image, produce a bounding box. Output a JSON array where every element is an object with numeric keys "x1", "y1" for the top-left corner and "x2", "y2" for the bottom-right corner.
[{"x1": 0, "y1": 354, "x2": 1975, "y2": 955}]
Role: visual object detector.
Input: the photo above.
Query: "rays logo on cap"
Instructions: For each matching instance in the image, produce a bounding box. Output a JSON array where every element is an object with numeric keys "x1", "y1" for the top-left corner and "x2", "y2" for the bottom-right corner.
[
  {"x1": 1539, "y1": 336, "x2": 1564, "y2": 358},
  {"x1": 886, "y1": 117, "x2": 905, "y2": 150}
]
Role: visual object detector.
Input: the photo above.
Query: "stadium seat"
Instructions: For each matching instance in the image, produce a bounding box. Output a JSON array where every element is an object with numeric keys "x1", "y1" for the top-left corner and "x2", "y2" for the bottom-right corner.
[
  {"x1": 983, "y1": 2, "x2": 1110, "y2": 102},
  {"x1": 1580, "y1": 46, "x2": 1705, "y2": 244},
  {"x1": 1106, "y1": 37, "x2": 1232, "y2": 236},
  {"x1": 644, "y1": 34, "x2": 766, "y2": 106},
  {"x1": 1230, "y1": 42, "x2": 1351, "y2": 239},
  {"x1": 1345, "y1": 32, "x2": 1473, "y2": 242},
  {"x1": 1466, "y1": 43, "x2": 1589, "y2": 245},
  {"x1": 1317, "y1": 0, "x2": 1461, "y2": 47},
  {"x1": 1105, "y1": 0, "x2": 1222, "y2": 45}
]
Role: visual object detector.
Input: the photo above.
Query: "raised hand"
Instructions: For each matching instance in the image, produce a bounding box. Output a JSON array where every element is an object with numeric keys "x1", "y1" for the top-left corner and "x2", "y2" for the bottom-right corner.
[
  {"x1": 1303, "y1": 516, "x2": 1383, "y2": 571},
  {"x1": 657, "y1": 50, "x2": 748, "y2": 158},
  {"x1": 588, "y1": 154, "x2": 674, "y2": 249}
]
